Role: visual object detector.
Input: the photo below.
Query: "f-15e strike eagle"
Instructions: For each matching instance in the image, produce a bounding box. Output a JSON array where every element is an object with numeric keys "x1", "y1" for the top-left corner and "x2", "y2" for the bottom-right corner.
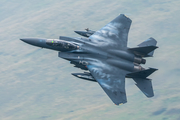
[{"x1": 20, "y1": 14, "x2": 158, "y2": 105}]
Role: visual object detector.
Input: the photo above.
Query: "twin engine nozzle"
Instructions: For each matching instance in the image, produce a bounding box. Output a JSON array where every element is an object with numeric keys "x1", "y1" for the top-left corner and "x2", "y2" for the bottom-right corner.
[
  {"x1": 134, "y1": 57, "x2": 146, "y2": 64},
  {"x1": 133, "y1": 57, "x2": 146, "y2": 72}
]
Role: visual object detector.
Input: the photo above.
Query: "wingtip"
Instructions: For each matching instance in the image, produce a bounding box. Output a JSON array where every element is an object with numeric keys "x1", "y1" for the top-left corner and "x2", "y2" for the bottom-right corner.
[{"x1": 114, "y1": 103, "x2": 124, "y2": 106}]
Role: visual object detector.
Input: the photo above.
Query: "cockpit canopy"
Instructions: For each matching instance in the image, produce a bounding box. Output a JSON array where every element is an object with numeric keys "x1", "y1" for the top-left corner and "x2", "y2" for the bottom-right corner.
[{"x1": 46, "y1": 39, "x2": 79, "y2": 50}]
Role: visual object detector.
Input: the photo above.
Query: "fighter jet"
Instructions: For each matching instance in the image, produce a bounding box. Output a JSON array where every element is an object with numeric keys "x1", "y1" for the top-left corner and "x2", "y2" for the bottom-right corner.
[
  {"x1": 20, "y1": 14, "x2": 158, "y2": 105},
  {"x1": 74, "y1": 28, "x2": 95, "y2": 37}
]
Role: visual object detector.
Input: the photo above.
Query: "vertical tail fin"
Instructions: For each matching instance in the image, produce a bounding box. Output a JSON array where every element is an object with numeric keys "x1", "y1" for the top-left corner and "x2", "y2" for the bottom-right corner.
[
  {"x1": 126, "y1": 68, "x2": 157, "y2": 98},
  {"x1": 138, "y1": 37, "x2": 157, "y2": 57},
  {"x1": 138, "y1": 37, "x2": 157, "y2": 47},
  {"x1": 133, "y1": 78, "x2": 154, "y2": 97},
  {"x1": 127, "y1": 38, "x2": 157, "y2": 97}
]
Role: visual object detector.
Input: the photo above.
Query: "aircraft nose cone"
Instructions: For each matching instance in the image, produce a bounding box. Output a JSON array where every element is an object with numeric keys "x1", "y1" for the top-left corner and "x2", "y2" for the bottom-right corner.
[
  {"x1": 20, "y1": 38, "x2": 33, "y2": 43},
  {"x1": 20, "y1": 38, "x2": 24, "y2": 41},
  {"x1": 20, "y1": 38, "x2": 45, "y2": 47}
]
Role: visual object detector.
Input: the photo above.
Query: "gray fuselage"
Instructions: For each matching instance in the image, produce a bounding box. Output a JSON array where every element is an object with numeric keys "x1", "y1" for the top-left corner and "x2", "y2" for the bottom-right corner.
[{"x1": 20, "y1": 37, "x2": 145, "y2": 73}]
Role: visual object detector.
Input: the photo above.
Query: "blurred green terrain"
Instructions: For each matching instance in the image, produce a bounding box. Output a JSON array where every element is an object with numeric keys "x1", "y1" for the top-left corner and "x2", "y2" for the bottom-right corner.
[{"x1": 0, "y1": 0, "x2": 180, "y2": 120}]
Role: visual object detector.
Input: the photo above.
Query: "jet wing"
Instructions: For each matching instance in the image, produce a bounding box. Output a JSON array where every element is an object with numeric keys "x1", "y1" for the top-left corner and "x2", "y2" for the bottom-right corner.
[
  {"x1": 89, "y1": 14, "x2": 132, "y2": 49},
  {"x1": 87, "y1": 62, "x2": 128, "y2": 105}
]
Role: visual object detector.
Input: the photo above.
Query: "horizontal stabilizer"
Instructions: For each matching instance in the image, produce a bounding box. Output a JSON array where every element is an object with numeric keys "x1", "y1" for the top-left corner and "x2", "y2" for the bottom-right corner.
[
  {"x1": 129, "y1": 37, "x2": 158, "y2": 57},
  {"x1": 133, "y1": 78, "x2": 154, "y2": 98},
  {"x1": 126, "y1": 68, "x2": 158, "y2": 78},
  {"x1": 71, "y1": 72, "x2": 96, "y2": 82},
  {"x1": 129, "y1": 46, "x2": 158, "y2": 57}
]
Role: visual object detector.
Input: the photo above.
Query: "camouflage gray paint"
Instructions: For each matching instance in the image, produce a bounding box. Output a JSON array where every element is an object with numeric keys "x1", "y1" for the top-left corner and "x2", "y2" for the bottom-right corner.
[{"x1": 20, "y1": 14, "x2": 158, "y2": 105}]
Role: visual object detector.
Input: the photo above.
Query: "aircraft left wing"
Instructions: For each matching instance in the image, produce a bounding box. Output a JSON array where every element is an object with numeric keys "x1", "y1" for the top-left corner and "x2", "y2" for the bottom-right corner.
[{"x1": 87, "y1": 61, "x2": 128, "y2": 105}]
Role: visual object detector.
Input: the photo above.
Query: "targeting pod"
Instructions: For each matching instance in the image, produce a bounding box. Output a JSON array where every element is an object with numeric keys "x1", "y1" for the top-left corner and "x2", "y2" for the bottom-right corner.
[{"x1": 72, "y1": 72, "x2": 96, "y2": 82}]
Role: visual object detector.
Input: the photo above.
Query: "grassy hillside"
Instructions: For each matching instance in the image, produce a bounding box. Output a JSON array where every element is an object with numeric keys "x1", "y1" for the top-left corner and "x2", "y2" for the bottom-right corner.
[{"x1": 0, "y1": 0, "x2": 180, "y2": 120}]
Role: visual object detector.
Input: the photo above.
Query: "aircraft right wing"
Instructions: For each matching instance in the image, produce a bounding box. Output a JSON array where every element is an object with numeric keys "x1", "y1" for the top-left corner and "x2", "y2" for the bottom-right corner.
[{"x1": 89, "y1": 14, "x2": 132, "y2": 49}]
